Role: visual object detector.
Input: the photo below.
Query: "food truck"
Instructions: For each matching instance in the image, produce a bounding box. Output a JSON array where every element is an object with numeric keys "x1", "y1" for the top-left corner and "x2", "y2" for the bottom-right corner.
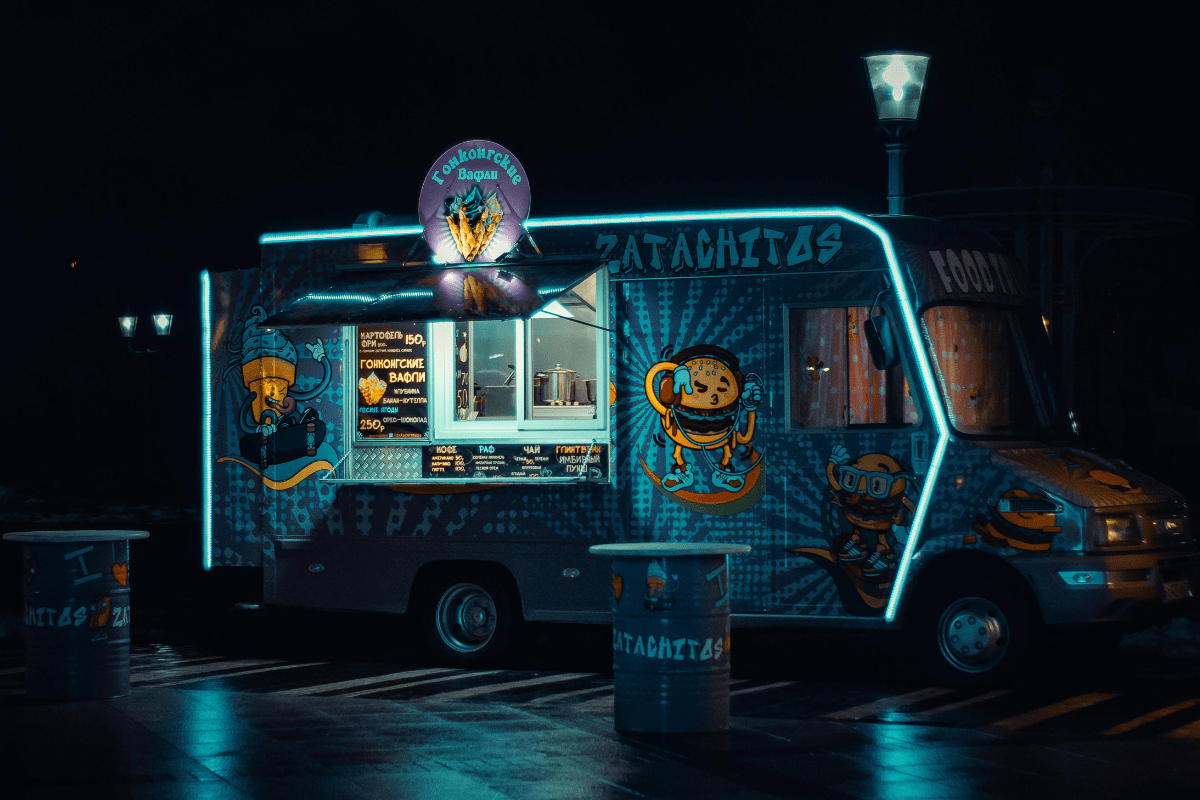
[{"x1": 201, "y1": 141, "x2": 1198, "y2": 682}]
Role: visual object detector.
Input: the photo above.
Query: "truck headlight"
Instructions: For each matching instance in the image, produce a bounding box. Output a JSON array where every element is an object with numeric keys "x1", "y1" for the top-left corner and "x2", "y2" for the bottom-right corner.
[
  {"x1": 1099, "y1": 514, "x2": 1142, "y2": 546},
  {"x1": 1154, "y1": 517, "x2": 1187, "y2": 540}
]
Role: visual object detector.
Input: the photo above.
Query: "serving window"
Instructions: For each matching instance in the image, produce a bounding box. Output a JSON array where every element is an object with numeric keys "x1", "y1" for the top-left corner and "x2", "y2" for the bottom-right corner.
[
  {"x1": 439, "y1": 271, "x2": 605, "y2": 433},
  {"x1": 338, "y1": 267, "x2": 609, "y2": 483}
]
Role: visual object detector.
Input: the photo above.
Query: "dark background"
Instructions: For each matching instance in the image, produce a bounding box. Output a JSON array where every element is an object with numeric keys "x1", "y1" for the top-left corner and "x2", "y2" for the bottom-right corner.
[{"x1": 0, "y1": 0, "x2": 1193, "y2": 521}]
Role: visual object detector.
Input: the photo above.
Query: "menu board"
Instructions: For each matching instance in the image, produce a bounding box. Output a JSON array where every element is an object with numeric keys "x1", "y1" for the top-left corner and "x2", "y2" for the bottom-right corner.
[
  {"x1": 423, "y1": 443, "x2": 608, "y2": 481},
  {"x1": 356, "y1": 324, "x2": 429, "y2": 440}
]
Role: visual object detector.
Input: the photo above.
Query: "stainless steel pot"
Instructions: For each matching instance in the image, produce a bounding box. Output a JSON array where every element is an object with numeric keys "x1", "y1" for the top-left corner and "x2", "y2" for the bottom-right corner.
[{"x1": 543, "y1": 364, "x2": 576, "y2": 403}]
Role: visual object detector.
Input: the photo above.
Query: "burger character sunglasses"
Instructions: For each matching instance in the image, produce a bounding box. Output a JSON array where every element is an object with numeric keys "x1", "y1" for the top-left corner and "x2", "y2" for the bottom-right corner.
[{"x1": 837, "y1": 466, "x2": 912, "y2": 498}]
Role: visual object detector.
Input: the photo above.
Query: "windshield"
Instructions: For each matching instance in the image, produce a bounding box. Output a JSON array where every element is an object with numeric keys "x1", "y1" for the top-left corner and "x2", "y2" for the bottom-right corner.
[{"x1": 921, "y1": 305, "x2": 1068, "y2": 437}]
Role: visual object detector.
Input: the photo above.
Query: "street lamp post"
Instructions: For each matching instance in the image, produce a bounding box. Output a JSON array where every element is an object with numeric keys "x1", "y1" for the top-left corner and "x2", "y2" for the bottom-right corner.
[
  {"x1": 863, "y1": 51, "x2": 931, "y2": 215},
  {"x1": 116, "y1": 309, "x2": 174, "y2": 491},
  {"x1": 118, "y1": 311, "x2": 173, "y2": 353}
]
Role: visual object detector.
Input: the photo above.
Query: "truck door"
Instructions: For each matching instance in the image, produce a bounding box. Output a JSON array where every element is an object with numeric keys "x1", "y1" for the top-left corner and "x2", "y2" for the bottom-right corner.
[
  {"x1": 767, "y1": 276, "x2": 929, "y2": 619},
  {"x1": 615, "y1": 272, "x2": 767, "y2": 613}
]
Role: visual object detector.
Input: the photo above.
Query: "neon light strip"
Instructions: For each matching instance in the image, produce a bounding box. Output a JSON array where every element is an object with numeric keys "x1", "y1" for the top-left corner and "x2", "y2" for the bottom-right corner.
[
  {"x1": 200, "y1": 270, "x2": 213, "y2": 571},
  {"x1": 259, "y1": 225, "x2": 422, "y2": 244},
  {"x1": 527, "y1": 209, "x2": 860, "y2": 227},
  {"x1": 849, "y1": 215, "x2": 952, "y2": 623},
  {"x1": 258, "y1": 207, "x2": 950, "y2": 619}
]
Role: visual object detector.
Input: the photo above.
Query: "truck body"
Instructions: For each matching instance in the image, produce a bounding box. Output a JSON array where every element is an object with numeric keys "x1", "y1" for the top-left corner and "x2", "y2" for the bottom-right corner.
[{"x1": 202, "y1": 208, "x2": 1198, "y2": 677}]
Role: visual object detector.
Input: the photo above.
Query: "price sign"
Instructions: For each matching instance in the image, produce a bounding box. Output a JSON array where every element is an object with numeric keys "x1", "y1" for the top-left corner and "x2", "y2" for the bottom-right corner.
[
  {"x1": 422, "y1": 443, "x2": 608, "y2": 481},
  {"x1": 356, "y1": 324, "x2": 429, "y2": 440}
]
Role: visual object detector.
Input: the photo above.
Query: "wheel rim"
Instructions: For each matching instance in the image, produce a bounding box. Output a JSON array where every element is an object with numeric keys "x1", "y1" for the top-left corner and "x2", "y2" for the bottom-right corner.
[
  {"x1": 936, "y1": 596, "x2": 1009, "y2": 674},
  {"x1": 435, "y1": 582, "x2": 497, "y2": 653}
]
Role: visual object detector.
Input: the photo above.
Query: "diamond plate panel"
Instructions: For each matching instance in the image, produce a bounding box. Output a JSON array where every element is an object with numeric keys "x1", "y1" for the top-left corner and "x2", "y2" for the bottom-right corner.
[{"x1": 353, "y1": 446, "x2": 422, "y2": 480}]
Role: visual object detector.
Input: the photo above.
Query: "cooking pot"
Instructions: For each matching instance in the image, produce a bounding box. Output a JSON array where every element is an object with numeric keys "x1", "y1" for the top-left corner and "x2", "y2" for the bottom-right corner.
[
  {"x1": 543, "y1": 364, "x2": 576, "y2": 403},
  {"x1": 580, "y1": 379, "x2": 597, "y2": 404}
]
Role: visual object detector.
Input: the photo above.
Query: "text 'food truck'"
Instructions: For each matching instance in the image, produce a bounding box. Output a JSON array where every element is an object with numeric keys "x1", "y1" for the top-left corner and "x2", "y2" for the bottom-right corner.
[{"x1": 201, "y1": 140, "x2": 1198, "y2": 682}]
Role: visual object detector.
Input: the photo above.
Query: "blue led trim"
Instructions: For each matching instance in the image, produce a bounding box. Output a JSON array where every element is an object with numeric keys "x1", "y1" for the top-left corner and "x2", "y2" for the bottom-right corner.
[
  {"x1": 257, "y1": 207, "x2": 950, "y2": 619},
  {"x1": 307, "y1": 293, "x2": 378, "y2": 303},
  {"x1": 376, "y1": 289, "x2": 435, "y2": 300},
  {"x1": 258, "y1": 225, "x2": 423, "y2": 244},
  {"x1": 200, "y1": 270, "x2": 213, "y2": 571}
]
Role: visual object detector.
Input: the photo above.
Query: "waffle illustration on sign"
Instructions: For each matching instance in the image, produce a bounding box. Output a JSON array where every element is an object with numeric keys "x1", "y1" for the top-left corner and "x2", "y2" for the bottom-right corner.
[
  {"x1": 358, "y1": 372, "x2": 387, "y2": 405},
  {"x1": 444, "y1": 186, "x2": 503, "y2": 261}
]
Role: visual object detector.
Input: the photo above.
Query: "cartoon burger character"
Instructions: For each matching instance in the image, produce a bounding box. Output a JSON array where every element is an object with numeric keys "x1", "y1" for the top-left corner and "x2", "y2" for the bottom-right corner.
[
  {"x1": 644, "y1": 345, "x2": 762, "y2": 492},
  {"x1": 825, "y1": 445, "x2": 914, "y2": 582}
]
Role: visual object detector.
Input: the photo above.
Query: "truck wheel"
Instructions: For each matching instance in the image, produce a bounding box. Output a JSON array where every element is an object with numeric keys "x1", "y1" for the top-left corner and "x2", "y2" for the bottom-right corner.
[
  {"x1": 419, "y1": 570, "x2": 518, "y2": 665},
  {"x1": 911, "y1": 579, "x2": 1033, "y2": 685}
]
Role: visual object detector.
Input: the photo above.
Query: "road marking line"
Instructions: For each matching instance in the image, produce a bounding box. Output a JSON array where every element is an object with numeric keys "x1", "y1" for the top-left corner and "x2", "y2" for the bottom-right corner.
[
  {"x1": 1103, "y1": 699, "x2": 1199, "y2": 735},
  {"x1": 577, "y1": 693, "x2": 616, "y2": 709},
  {"x1": 985, "y1": 693, "x2": 1118, "y2": 733},
  {"x1": 823, "y1": 687, "x2": 955, "y2": 720},
  {"x1": 1162, "y1": 711, "x2": 1200, "y2": 739},
  {"x1": 413, "y1": 672, "x2": 590, "y2": 703},
  {"x1": 275, "y1": 668, "x2": 454, "y2": 696},
  {"x1": 131, "y1": 660, "x2": 284, "y2": 682},
  {"x1": 906, "y1": 689, "x2": 1013, "y2": 719},
  {"x1": 157, "y1": 662, "x2": 328, "y2": 687},
  {"x1": 526, "y1": 684, "x2": 613, "y2": 705},
  {"x1": 132, "y1": 656, "x2": 226, "y2": 671},
  {"x1": 340, "y1": 670, "x2": 504, "y2": 698},
  {"x1": 731, "y1": 681, "x2": 795, "y2": 697}
]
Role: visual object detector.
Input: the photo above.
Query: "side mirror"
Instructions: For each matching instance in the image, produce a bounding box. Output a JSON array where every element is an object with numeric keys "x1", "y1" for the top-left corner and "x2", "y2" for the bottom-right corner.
[{"x1": 864, "y1": 309, "x2": 900, "y2": 371}]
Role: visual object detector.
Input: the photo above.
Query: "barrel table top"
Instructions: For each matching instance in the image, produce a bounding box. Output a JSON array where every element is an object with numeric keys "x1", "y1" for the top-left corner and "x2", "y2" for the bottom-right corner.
[
  {"x1": 589, "y1": 543, "x2": 751, "y2": 556},
  {"x1": 3, "y1": 530, "x2": 150, "y2": 543}
]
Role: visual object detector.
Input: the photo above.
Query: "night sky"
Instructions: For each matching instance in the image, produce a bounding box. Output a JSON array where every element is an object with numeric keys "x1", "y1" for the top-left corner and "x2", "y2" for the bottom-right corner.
[{"x1": 0, "y1": 1, "x2": 1194, "y2": 507}]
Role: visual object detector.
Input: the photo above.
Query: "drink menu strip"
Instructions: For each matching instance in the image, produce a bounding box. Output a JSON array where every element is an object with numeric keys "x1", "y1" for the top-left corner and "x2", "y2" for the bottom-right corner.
[
  {"x1": 423, "y1": 443, "x2": 608, "y2": 481},
  {"x1": 356, "y1": 324, "x2": 430, "y2": 440}
]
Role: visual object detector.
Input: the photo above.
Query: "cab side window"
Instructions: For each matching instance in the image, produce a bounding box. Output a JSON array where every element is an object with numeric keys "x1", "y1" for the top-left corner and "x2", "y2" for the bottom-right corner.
[{"x1": 786, "y1": 306, "x2": 919, "y2": 429}]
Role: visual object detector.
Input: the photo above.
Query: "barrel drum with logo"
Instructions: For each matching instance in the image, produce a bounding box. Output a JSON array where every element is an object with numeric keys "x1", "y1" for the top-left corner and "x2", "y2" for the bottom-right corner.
[
  {"x1": 3, "y1": 530, "x2": 149, "y2": 700},
  {"x1": 589, "y1": 543, "x2": 751, "y2": 733}
]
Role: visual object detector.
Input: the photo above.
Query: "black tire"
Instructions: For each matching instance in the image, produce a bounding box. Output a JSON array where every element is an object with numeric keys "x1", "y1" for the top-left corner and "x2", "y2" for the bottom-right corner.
[
  {"x1": 909, "y1": 577, "x2": 1033, "y2": 685},
  {"x1": 417, "y1": 567, "x2": 519, "y2": 666}
]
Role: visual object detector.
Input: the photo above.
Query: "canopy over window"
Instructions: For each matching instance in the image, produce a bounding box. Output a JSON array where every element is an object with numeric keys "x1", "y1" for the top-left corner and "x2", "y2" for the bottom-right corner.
[{"x1": 261, "y1": 256, "x2": 603, "y2": 327}]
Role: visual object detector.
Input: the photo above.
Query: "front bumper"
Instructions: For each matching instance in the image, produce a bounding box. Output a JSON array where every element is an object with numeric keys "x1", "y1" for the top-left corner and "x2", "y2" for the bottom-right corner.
[{"x1": 1018, "y1": 548, "x2": 1200, "y2": 625}]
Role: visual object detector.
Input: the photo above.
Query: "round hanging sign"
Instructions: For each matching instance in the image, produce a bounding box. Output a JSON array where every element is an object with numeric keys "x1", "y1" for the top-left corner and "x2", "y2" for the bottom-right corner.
[{"x1": 418, "y1": 140, "x2": 530, "y2": 264}]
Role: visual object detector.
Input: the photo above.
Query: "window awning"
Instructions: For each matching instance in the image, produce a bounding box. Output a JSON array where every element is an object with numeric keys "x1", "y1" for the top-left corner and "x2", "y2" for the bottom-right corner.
[{"x1": 261, "y1": 256, "x2": 603, "y2": 326}]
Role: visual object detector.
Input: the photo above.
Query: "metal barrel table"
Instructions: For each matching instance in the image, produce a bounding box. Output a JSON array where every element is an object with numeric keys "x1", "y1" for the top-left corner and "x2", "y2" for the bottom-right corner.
[
  {"x1": 589, "y1": 542, "x2": 751, "y2": 733},
  {"x1": 3, "y1": 530, "x2": 149, "y2": 700}
]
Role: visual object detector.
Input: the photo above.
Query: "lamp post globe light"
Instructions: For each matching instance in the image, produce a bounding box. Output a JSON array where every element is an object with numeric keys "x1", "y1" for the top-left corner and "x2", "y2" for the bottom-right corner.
[{"x1": 862, "y1": 51, "x2": 931, "y2": 215}]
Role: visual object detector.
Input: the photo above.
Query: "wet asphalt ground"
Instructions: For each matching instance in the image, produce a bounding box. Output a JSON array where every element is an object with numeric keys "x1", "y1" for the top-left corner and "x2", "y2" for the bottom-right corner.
[
  {"x1": 3, "y1": 601, "x2": 1200, "y2": 799},
  {"x1": 1, "y1": 523, "x2": 1200, "y2": 797}
]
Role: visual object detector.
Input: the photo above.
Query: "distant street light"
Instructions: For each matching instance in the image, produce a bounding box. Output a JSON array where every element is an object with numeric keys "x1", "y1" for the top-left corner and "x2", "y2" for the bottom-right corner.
[
  {"x1": 118, "y1": 311, "x2": 173, "y2": 353},
  {"x1": 119, "y1": 314, "x2": 138, "y2": 338},
  {"x1": 863, "y1": 51, "x2": 931, "y2": 215}
]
